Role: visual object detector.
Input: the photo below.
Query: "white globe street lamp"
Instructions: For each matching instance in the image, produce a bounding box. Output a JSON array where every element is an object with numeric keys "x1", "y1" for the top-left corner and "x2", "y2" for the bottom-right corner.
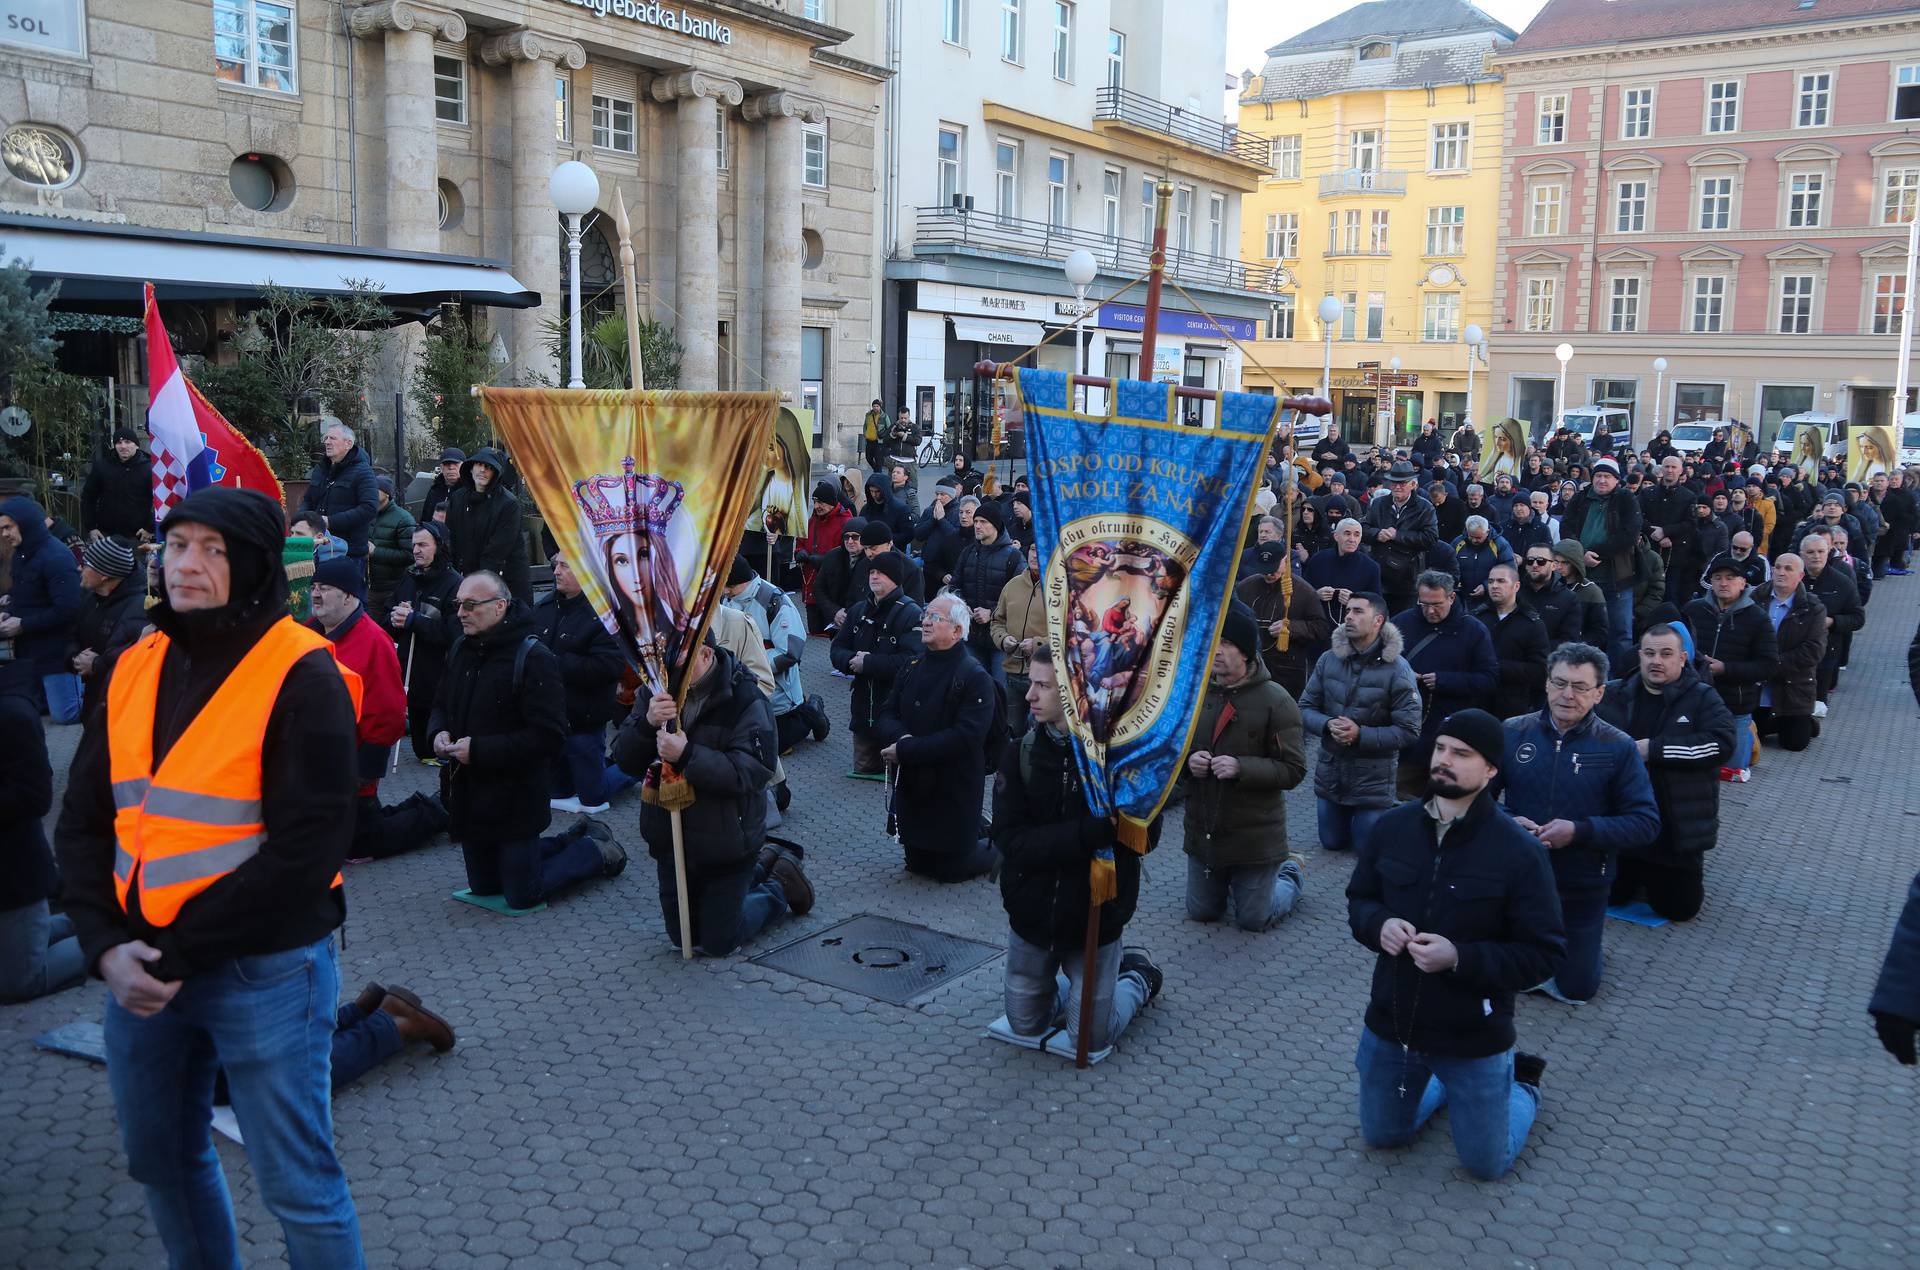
[
  {"x1": 1062, "y1": 249, "x2": 1098, "y2": 410},
  {"x1": 1554, "y1": 342, "x2": 1575, "y2": 440},
  {"x1": 1317, "y1": 295, "x2": 1344, "y2": 404},
  {"x1": 1652, "y1": 356, "x2": 1670, "y2": 432},
  {"x1": 1463, "y1": 323, "x2": 1485, "y2": 441},
  {"x1": 550, "y1": 161, "x2": 601, "y2": 389}
]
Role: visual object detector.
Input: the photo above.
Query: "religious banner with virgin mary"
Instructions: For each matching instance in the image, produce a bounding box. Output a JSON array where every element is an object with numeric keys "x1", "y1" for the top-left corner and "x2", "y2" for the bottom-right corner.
[{"x1": 475, "y1": 387, "x2": 778, "y2": 701}]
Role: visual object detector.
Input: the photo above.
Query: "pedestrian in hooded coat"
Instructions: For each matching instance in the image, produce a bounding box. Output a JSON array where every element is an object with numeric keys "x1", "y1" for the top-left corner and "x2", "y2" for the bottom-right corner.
[
  {"x1": 860, "y1": 471, "x2": 913, "y2": 549},
  {"x1": 951, "y1": 502, "x2": 1023, "y2": 669},
  {"x1": 366, "y1": 476, "x2": 417, "y2": 614},
  {"x1": 388, "y1": 521, "x2": 463, "y2": 763},
  {"x1": 81, "y1": 428, "x2": 156, "y2": 541},
  {"x1": 445, "y1": 447, "x2": 531, "y2": 603},
  {"x1": 0, "y1": 495, "x2": 85, "y2": 720},
  {"x1": 298, "y1": 423, "x2": 380, "y2": 560},
  {"x1": 1548, "y1": 540, "x2": 1612, "y2": 651},
  {"x1": 831, "y1": 553, "x2": 924, "y2": 775}
]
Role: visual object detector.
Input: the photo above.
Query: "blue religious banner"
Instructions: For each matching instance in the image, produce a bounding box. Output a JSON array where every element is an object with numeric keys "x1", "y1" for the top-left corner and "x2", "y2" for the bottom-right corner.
[{"x1": 1010, "y1": 368, "x2": 1277, "y2": 899}]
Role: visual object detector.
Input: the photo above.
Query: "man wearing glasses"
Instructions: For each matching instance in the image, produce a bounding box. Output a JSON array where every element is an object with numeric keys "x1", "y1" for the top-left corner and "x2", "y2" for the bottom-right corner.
[
  {"x1": 1516, "y1": 546, "x2": 1583, "y2": 646},
  {"x1": 1500, "y1": 644, "x2": 1659, "y2": 1005}
]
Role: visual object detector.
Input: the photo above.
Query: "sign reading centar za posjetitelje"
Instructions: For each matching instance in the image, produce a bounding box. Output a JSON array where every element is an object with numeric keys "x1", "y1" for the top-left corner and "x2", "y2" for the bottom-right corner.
[{"x1": 554, "y1": 0, "x2": 732, "y2": 44}]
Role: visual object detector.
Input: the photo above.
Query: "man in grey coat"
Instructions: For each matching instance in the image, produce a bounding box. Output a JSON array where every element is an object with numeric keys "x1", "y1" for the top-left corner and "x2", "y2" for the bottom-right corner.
[{"x1": 1299, "y1": 592, "x2": 1422, "y2": 852}]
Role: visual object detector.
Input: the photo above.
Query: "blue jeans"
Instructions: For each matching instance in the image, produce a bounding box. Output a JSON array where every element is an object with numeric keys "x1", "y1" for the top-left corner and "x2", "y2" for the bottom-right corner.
[
  {"x1": 0, "y1": 902, "x2": 84, "y2": 1002},
  {"x1": 548, "y1": 727, "x2": 636, "y2": 807},
  {"x1": 105, "y1": 937, "x2": 365, "y2": 1270},
  {"x1": 329, "y1": 1003, "x2": 402, "y2": 1091},
  {"x1": 43, "y1": 671, "x2": 82, "y2": 724},
  {"x1": 1552, "y1": 884, "x2": 1611, "y2": 1002},
  {"x1": 1355, "y1": 1027, "x2": 1540, "y2": 1181},
  {"x1": 461, "y1": 827, "x2": 609, "y2": 910},
  {"x1": 1002, "y1": 931, "x2": 1148, "y2": 1052},
  {"x1": 1602, "y1": 586, "x2": 1634, "y2": 679},
  {"x1": 653, "y1": 856, "x2": 789, "y2": 956},
  {"x1": 1186, "y1": 857, "x2": 1301, "y2": 931},
  {"x1": 1316, "y1": 798, "x2": 1387, "y2": 853},
  {"x1": 1729, "y1": 713, "x2": 1753, "y2": 770}
]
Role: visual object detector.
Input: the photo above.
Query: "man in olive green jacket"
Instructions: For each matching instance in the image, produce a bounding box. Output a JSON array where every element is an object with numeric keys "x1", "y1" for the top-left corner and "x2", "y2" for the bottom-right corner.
[
  {"x1": 989, "y1": 542, "x2": 1047, "y2": 735},
  {"x1": 1182, "y1": 605, "x2": 1309, "y2": 930}
]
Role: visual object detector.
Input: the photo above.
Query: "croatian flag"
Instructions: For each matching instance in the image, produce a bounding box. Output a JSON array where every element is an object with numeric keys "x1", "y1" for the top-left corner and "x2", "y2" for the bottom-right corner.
[{"x1": 144, "y1": 282, "x2": 281, "y2": 523}]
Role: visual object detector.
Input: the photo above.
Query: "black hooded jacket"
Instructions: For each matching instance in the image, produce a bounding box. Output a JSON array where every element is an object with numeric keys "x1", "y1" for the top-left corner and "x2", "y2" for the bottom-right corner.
[
  {"x1": 860, "y1": 473, "x2": 913, "y2": 549},
  {"x1": 0, "y1": 664, "x2": 56, "y2": 914},
  {"x1": 445, "y1": 448, "x2": 531, "y2": 602},
  {"x1": 55, "y1": 488, "x2": 359, "y2": 983},
  {"x1": 428, "y1": 601, "x2": 565, "y2": 842}
]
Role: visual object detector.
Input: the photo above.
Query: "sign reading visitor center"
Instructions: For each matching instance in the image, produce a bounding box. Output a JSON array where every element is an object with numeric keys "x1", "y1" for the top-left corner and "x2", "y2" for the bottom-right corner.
[{"x1": 554, "y1": 0, "x2": 732, "y2": 44}]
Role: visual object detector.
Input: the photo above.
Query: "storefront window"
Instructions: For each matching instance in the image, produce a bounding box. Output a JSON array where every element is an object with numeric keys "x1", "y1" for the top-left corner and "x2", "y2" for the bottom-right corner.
[
  {"x1": 1674, "y1": 382, "x2": 1725, "y2": 425},
  {"x1": 1590, "y1": 378, "x2": 1638, "y2": 434},
  {"x1": 1759, "y1": 385, "x2": 1815, "y2": 450},
  {"x1": 1435, "y1": 391, "x2": 1467, "y2": 431},
  {"x1": 1511, "y1": 377, "x2": 1556, "y2": 444}
]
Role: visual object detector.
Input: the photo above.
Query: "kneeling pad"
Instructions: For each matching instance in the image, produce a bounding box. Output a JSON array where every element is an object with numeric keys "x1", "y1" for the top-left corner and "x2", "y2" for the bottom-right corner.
[
  {"x1": 452, "y1": 888, "x2": 547, "y2": 916},
  {"x1": 984, "y1": 1015, "x2": 1113, "y2": 1065},
  {"x1": 985, "y1": 1015, "x2": 1054, "y2": 1050},
  {"x1": 1606, "y1": 902, "x2": 1669, "y2": 928}
]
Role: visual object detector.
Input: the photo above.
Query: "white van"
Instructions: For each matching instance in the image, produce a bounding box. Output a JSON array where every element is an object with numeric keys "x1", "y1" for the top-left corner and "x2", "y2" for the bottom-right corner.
[
  {"x1": 1666, "y1": 422, "x2": 1719, "y2": 455},
  {"x1": 1775, "y1": 411, "x2": 1849, "y2": 462},
  {"x1": 1560, "y1": 405, "x2": 1633, "y2": 449},
  {"x1": 1900, "y1": 412, "x2": 1920, "y2": 467}
]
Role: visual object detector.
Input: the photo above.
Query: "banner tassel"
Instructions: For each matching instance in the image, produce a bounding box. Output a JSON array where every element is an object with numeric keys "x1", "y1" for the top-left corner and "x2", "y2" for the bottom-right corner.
[
  {"x1": 1089, "y1": 853, "x2": 1118, "y2": 906},
  {"x1": 1116, "y1": 816, "x2": 1150, "y2": 855},
  {"x1": 641, "y1": 761, "x2": 697, "y2": 813}
]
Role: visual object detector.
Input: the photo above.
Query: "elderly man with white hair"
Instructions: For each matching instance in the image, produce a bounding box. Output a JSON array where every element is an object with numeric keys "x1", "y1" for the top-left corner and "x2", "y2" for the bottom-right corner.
[
  {"x1": 877, "y1": 593, "x2": 1003, "y2": 882},
  {"x1": 297, "y1": 421, "x2": 380, "y2": 566},
  {"x1": 1303, "y1": 517, "x2": 1383, "y2": 627},
  {"x1": 1451, "y1": 515, "x2": 1513, "y2": 599}
]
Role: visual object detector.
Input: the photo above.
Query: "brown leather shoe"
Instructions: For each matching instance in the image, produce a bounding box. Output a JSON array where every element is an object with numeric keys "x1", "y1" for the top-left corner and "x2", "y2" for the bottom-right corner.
[
  {"x1": 380, "y1": 987, "x2": 456, "y2": 1053},
  {"x1": 353, "y1": 980, "x2": 386, "y2": 1017},
  {"x1": 767, "y1": 847, "x2": 814, "y2": 917}
]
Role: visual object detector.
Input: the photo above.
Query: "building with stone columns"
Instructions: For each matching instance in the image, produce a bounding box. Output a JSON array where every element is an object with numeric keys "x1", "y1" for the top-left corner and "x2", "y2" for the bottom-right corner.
[{"x1": 0, "y1": 0, "x2": 888, "y2": 461}]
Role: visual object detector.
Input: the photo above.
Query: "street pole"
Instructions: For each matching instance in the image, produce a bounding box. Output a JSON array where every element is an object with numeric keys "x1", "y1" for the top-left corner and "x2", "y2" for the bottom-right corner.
[
  {"x1": 1653, "y1": 357, "x2": 1668, "y2": 432},
  {"x1": 1895, "y1": 208, "x2": 1919, "y2": 427},
  {"x1": 1140, "y1": 180, "x2": 1173, "y2": 386},
  {"x1": 563, "y1": 212, "x2": 585, "y2": 389}
]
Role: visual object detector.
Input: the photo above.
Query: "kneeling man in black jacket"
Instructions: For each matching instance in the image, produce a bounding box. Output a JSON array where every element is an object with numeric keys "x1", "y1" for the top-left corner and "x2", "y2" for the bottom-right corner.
[{"x1": 1345, "y1": 708, "x2": 1566, "y2": 1181}]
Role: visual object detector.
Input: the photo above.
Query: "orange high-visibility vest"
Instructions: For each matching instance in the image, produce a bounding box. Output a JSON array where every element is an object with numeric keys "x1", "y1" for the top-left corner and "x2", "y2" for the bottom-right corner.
[{"x1": 107, "y1": 617, "x2": 363, "y2": 926}]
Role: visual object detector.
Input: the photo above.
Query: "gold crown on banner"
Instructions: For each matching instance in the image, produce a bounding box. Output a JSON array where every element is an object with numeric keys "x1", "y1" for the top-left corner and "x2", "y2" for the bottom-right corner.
[{"x1": 571, "y1": 457, "x2": 685, "y2": 535}]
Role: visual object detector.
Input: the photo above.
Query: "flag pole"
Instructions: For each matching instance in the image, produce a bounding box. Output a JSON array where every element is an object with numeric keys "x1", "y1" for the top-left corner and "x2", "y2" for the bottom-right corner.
[
  {"x1": 1074, "y1": 900, "x2": 1100, "y2": 1068},
  {"x1": 613, "y1": 188, "x2": 646, "y2": 391},
  {"x1": 1138, "y1": 179, "x2": 1174, "y2": 388}
]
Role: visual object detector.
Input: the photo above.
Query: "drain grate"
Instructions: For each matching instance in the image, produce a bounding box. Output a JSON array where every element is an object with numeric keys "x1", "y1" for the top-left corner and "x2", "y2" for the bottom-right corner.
[{"x1": 750, "y1": 914, "x2": 1003, "y2": 1005}]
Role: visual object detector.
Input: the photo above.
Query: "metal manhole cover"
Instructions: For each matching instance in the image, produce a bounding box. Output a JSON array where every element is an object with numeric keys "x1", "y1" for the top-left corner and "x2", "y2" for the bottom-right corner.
[{"x1": 750, "y1": 914, "x2": 1003, "y2": 1005}]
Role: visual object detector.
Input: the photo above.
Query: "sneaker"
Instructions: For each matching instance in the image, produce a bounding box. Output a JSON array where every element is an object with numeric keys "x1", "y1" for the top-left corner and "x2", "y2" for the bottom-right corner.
[
  {"x1": 550, "y1": 796, "x2": 584, "y2": 814},
  {"x1": 1119, "y1": 947, "x2": 1164, "y2": 1003},
  {"x1": 1717, "y1": 766, "x2": 1750, "y2": 783},
  {"x1": 578, "y1": 801, "x2": 611, "y2": 815},
  {"x1": 767, "y1": 847, "x2": 814, "y2": 915},
  {"x1": 1813, "y1": 700, "x2": 1829, "y2": 719},
  {"x1": 1513, "y1": 1052, "x2": 1548, "y2": 1089}
]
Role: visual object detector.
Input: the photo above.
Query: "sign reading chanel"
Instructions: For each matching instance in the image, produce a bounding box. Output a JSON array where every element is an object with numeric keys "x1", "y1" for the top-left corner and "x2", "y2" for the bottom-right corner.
[{"x1": 555, "y1": 0, "x2": 733, "y2": 44}]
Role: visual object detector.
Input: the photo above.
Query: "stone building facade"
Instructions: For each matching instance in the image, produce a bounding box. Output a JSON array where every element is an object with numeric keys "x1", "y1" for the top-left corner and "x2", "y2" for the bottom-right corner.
[{"x1": 0, "y1": 0, "x2": 888, "y2": 460}]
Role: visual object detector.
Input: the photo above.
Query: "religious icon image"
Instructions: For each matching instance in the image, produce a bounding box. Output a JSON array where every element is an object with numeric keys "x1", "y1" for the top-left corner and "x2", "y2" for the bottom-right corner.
[
  {"x1": 1850, "y1": 424, "x2": 1895, "y2": 485},
  {"x1": 1484, "y1": 418, "x2": 1526, "y2": 479},
  {"x1": 1061, "y1": 538, "x2": 1186, "y2": 739},
  {"x1": 573, "y1": 457, "x2": 701, "y2": 684}
]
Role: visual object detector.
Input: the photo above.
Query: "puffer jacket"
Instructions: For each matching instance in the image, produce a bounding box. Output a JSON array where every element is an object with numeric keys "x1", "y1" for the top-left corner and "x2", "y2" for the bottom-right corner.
[
  {"x1": 952, "y1": 532, "x2": 1023, "y2": 654},
  {"x1": 1298, "y1": 622, "x2": 1421, "y2": 809},
  {"x1": 1182, "y1": 660, "x2": 1307, "y2": 870},
  {"x1": 1499, "y1": 708, "x2": 1660, "y2": 891},
  {"x1": 611, "y1": 647, "x2": 776, "y2": 872},
  {"x1": 859, "y1": 474, "x2": 913, "y2": 549},
  {"x1": 367, "y1": 498, "x2": 417, "y2": 592},
  {"x1": 1450, "y1": 533, "x2": 1512, "y2": 597},
  {"x1": 1595, "y1": 665, "x2": 1734, "y2": 861},
  {"x1": 298, "y1": 443, "x2": 380, "y2": 559},
  {"x1": 0, "y1": 496, "x2": 84, "y2": 676},
  {"x1": 829, "y1": 588, "x2": 923, "y2": 736},
  {"x1": 1764, "y1": 586, "x2": 1827, "y2": 717},
  {"x1": 1682, "y1": 592, "x2": 1780, "y2": 717}
]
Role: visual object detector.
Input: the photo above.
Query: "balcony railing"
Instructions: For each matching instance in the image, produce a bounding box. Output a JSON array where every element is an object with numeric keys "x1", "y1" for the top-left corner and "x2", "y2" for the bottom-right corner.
[
  {"x1": 914, "y1": 205, "x2": 1284, "y2": 294},
  {"x1": 1319, "y1": 168, "x2": 1408, "y2": 197},
  {"x1": 1094, "y1": 86, "x2": 1270, "y2": 165}
]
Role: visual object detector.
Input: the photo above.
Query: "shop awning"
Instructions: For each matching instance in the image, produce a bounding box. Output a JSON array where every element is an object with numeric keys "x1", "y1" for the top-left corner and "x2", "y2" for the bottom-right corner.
[
  {"x1": 0, "y1": 213, "x2": 540, "y2": 321},
  {"x1": 949, "y1": 315, "x2": 1046, "y2": 347}
]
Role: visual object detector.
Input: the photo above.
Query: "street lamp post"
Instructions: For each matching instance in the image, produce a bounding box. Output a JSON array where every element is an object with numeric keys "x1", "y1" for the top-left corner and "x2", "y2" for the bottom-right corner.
[
  {"x1": 1063, "y1": 248, "x2": 1098, "y2": 413},
  {"x1": 1317, "y1": 295, "x2": 1344, "y2": 404},
  {"x1": 1463, "y1": 323, "x2": 1484, "y2": 444},
  {"x1": 1387, "y1": 355, "x2": 1402, "y2": 445},
  {"x1": 550, "y1": 161, "x2": 601, "y2": 390},
  {"x1": 1652, "y1": 356, "x2": 1669, "y2": 433},
  {"x1": 1554, "y1": 342, "x2": 1574, "y2": 440}
]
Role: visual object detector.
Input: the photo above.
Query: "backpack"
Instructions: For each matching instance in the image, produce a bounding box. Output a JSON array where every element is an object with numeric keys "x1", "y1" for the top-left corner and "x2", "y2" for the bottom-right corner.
[{"x1": 950, "y1": 664, "x2": 1010, "y2": 773}]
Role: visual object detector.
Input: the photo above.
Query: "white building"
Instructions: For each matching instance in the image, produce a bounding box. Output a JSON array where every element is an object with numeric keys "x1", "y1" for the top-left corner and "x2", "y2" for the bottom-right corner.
[{"x1": 881, "y1": 0, "x2": 1278, "y2": 447}]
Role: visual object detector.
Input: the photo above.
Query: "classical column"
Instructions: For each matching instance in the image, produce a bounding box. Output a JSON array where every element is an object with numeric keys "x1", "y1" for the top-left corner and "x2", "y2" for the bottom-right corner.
[
  {"x1": 651, "y1": 71, "x2": 743, "y2": 390},
  {"x1": 743, "y1": 91, "x2": 825, "y2": 404},
  {"x1": 481, "y1": 30, "x2": 587, "y2": 384},
  {"x1": 349, "y1": 1, "x2": 465, "y2": 253}
]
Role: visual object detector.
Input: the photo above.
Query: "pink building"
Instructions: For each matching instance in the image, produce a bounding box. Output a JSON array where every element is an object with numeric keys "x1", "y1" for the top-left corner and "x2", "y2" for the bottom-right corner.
[{"x1": 1489, "y1": 0, "x2": 1920, "y2": 447}]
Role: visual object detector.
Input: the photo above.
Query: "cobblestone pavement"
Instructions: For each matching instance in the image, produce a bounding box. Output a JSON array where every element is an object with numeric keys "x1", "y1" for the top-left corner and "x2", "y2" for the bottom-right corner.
[{"x1": 6, "y1": 574, "x2": 1919, "y2": 1269}]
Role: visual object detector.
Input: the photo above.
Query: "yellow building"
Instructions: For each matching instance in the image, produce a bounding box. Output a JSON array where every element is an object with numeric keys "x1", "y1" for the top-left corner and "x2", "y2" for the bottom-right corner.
[{"x1": 1235, "y1": 1, "x2": 1515, "y2": 448}]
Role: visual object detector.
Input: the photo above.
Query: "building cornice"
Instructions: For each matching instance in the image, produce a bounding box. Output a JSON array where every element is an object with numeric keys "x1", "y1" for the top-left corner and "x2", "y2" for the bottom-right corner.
[
  {"x1": 1495, "y1": 14, "x2": 1920, "y2": 71},
  {"x1": 810, "y1": 49, "x2": 891, "y2": 83}
]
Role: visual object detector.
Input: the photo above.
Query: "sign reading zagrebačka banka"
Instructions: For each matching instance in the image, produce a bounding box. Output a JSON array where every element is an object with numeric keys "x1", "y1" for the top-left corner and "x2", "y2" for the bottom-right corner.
[{"x1": 554, "y1": 0, "x2": 733, "y2": 44}]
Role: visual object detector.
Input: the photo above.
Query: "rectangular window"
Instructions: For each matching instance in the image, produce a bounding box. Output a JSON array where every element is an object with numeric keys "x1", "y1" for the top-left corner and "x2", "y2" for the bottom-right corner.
[
  {"x1": 1530, "y1": 184, "x2": 1563, "y2": 236},
  {"x1": 1141, "y1": 177, "x2": 1155, "y2": 243},
  {"x1": 1787, "y1": 172, "x2": 1824, "y2": 227},
  {"x1": 1265, "y1": 211, "x2": 1298, "y2": 259},
  {"x1": 1698, "y1": 176, "x2": 1732, "y2": 230},
  {"x1": 1537, "y1": 93, "x2": 1567, "y2": 144},
  {"x1": 937, "y1": 126, "x2": 963, "y2": 206},
  {"x1": 1270, "y1": 134, "x2": 1301, "y2": 179},
  {"x1": 1425, "y1": 205, "x2": 1464, "y2": 255},
  {"x1": 213, "y1": 0, "x2": 296, "y2": 93},
  {"x1": 995, "y1": 138, "x2": 1019, "y2": 220},
  {"x1": 1797, "y1": 72, "x2": 1831, "y2": 128},
  {"x1": 555, "y1": 74, "x2": 571, "y2": 143},
  {"x1": 1341, "y1": 291, "x2": 1357, "y2": 341},
  {"x1": 1884, "y1": 167, "x2": 1920, "y2": 224},
  {"x1": 1052, "y1": 2, "x2": 1072, "y2": 80},
  {"x1": 1675, "y1": 383, "x2": 1726, "y2": 424},
  {"x1": 1047, "y1": 152, "x2": 1070, "y2": 227},
  {"x1": 1208, "y1": 193, "x2": 1225, "y2": 255},
  {"x1": 1102, "y1": 167, "x2": 1121, "y2": 237},
  {"x1": 1778, "y1": 275, "x2": 1815, "y2": 334},
  {"x1": 1106, "y1": 30, "x2": 1124, "y2": 89},
  {"x1": 1349, "y1": 129, "x2": 1379, "y2": 171},
  {"x1": 1368, "y1": 208, "x2": 1390, "y2": 253},
  {"x1": 1268, "y1": 295, "x2": 1295, "y2": 341},
  {"x1": 1708, "y1": 80, "x2": 1740, "y2": 133},
  {"x1": 1691, "y1": 275, "x2": 1726, "y2": 333},
  {"x1": 1622, "y1": 87, "x2": 1652, "y2": 140},
  {"x1": 1874, "y1": 272, "x2": 1908, "y2": 334},
  {"x1": 1422, "y1": 292, "x2": 1461, "y2": 342},
  {"x1": 1001, "y1": 0, "x2": 1021, "y2": 62},
  {"x1": 1609, "y1": 276, "x2": 1642, "y2": 333},
  {"x1": 1175, "y1": 185, "x2": 1193, "y2": 251},
  {"x1": 1615, "y1": 180, "x2": 1647, "y2": 232},
  {"x1": 1366, "y1": 293, "x2": 1385, "y2": 341},
  {"x1": 591, "y1": 94, "x2": 636, "y2": 154},
  {"x1": 803, "y1": 123, "x2": 828, "y2": 189},
  {"x1": 1524, "y1": 277, "x2": 1556, "y2": 332},
  {"x1": 715, "y1": 104, "x2": 730, "y2": 171},
  {"x1": 1329, "y1": 208, "x2": 1359, "y2": 254},
  {"x1": 1430, "y1": 122, "x2": 1469, "y2": 172},
  {"x1": 433, "y1": 56, "x2": 466, "y2": 124},
  {"x1": 804, "y1": 0, "x2": 826, "y2": 18},
  {"x1": 1898, "y1": 64, "x2": 1920, "y2": 121},
  {"x1": 800, "y1": 327, "x2": 827, "y2": 432},
  {"x1": 943, "y1": 0, "x2": 965, "y2": 45}
]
